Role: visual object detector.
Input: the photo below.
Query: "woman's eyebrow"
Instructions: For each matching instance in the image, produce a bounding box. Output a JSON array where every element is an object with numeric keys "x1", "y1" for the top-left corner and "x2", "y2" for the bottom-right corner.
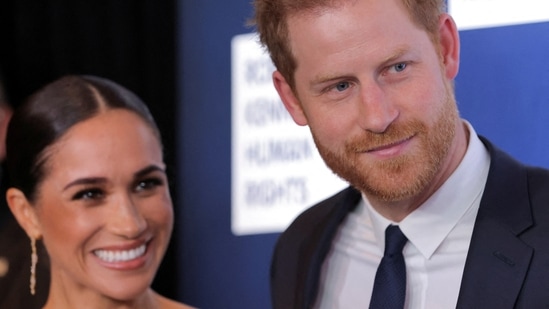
[
  {"x1": 63, "y1": 177, "x2": 106, "y2": 191},
  {"x1": 134, "y1": 165, "x2": 166, "y2": 178}
]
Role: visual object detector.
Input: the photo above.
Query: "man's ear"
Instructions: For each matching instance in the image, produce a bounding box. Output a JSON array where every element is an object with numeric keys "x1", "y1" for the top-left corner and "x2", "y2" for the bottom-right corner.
[
  {"x1": 6, "y1": 188, "x2": 42, "y2": 240},
  {"x1": 272, "y1": 71, "x2": 309, "y2": 126},
  {"x1": 437, "y1": 13, "x2": 460, "y2": 80}
]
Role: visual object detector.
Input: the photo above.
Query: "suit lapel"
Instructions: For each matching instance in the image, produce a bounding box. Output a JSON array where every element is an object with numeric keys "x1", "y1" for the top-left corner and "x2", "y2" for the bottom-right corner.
[
  {"x1": 457, "y1": 218, "x2": 533, "y2": 308},
  {"x1": 302, "y1": 187, "x2": 361, "y2": 309},
  {"x1": 457, "y1": 137, "x2": 534, "y2": 308}
]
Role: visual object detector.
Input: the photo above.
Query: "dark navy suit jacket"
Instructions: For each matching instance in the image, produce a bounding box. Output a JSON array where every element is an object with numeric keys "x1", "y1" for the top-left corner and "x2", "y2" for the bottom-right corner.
[{"x1": 270, "y1": 137, "x2": 549, "y2": 308}]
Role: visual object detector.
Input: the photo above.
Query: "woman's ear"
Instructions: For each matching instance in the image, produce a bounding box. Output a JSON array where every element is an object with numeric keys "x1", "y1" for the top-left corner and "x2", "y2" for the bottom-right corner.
[
  {"x1": 272, "y1": 71, "x2": 309, "y2": 126},
  {"x1": 6, "y1": 188, "x2": 42, "y2": 239}
]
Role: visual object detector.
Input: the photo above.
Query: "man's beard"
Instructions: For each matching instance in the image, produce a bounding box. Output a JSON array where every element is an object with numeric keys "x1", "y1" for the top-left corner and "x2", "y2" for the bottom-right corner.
[{"x1": 313, "y1": 92, "x2": 459, "y2": 202}]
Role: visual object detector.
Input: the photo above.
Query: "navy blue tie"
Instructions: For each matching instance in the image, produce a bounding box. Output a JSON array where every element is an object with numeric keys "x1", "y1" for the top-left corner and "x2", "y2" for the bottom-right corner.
[{"x1": 369, "y1": 225, "x2": 408, "y2": 309}]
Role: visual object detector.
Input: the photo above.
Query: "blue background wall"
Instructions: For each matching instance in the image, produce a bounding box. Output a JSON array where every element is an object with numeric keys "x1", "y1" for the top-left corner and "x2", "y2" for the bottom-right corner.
[
  {"x1": 176, "y1": 1, "x2": 549, "y2": 308},
  {"x1": 176, "y1": 1, "x2": 278, "y2": 308},
  {"x1": 457, "y1": 22, "x2": 549, "y2": 167}
]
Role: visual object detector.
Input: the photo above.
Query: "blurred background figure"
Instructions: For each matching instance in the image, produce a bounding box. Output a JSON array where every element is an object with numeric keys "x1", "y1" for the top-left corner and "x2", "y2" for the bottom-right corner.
[{"x1": 0, "y1": 68, "x2": 50, "y2": 308}]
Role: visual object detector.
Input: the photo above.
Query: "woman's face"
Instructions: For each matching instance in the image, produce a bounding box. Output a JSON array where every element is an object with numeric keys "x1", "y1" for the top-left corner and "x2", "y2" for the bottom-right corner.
[{"x1": 33, "y1": 109, "x2": 173, "y2": 302}]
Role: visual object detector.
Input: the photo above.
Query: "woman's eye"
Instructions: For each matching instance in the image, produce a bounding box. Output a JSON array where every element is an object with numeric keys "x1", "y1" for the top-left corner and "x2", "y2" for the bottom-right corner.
[
  {"x1": 72, "y1": 189, "x2": 104, "y2": 201},
  {"x1": 135, "y1": 178, "x2": 163, "y2": 192}
]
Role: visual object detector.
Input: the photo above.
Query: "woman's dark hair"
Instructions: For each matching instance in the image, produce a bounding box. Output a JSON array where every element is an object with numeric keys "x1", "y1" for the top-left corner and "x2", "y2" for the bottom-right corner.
[{"x1": 6, "y1": 75, "x2": 162, "y2": 202}]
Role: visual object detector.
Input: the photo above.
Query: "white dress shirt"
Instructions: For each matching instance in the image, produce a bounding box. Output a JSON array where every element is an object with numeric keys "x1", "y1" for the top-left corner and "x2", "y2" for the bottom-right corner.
[{"x1": 314, "y1": 122, "x2": 491, "y2": 309}]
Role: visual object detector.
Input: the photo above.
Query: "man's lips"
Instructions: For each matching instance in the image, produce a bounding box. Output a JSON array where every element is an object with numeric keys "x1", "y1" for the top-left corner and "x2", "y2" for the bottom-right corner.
[{"x1": 364, "y1": 135, "x2": 414, "y2": 153}]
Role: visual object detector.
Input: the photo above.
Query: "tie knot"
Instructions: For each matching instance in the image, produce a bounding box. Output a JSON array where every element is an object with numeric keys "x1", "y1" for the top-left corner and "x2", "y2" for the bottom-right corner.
[{"x1": 384, "y1": 225, "x2": 407, "y2": 256}]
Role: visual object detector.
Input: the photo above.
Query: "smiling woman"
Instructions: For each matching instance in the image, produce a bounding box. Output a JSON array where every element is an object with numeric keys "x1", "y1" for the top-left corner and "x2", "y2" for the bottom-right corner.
[{"x1": 5, "y1": 75, "x2": 194, "y2": 309}]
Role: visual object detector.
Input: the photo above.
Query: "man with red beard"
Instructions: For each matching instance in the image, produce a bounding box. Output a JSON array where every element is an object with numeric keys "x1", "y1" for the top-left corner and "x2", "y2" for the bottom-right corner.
[{"x1": 252, "y1": 0, "x2": 549, "y2": 308}]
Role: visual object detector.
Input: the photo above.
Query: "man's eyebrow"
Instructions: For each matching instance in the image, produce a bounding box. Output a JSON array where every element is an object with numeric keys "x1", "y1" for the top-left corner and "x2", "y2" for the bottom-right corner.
[
  {"x1": 309, "y1": 73, "x2": 347, "y2": 89},
  {"x1": 308, "y1": 46, "x2": 412, "y2": 88},
  {"x1": 379, "y1": 46, "x2": 410, "y2": 67}
]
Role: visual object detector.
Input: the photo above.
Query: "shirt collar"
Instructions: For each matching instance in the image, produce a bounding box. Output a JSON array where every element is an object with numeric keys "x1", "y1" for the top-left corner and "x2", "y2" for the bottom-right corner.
[{"x1": 364, "y1": 121, "x2": 491, "y2": 259}]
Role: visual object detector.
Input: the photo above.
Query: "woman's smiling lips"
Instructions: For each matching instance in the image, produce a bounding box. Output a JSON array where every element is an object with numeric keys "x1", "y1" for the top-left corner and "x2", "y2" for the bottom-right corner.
[
  {"x1": 93, "y1": 240, "x2": 151, "y2": 270},
  {"x1": 94, "y1": 244, "x2": 146, "y2": 263}
]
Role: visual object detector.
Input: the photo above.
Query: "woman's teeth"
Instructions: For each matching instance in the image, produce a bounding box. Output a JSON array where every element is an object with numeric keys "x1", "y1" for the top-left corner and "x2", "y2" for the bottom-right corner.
[{"x1": 94, "y1": 244, "x2": 146, "y2": 262}]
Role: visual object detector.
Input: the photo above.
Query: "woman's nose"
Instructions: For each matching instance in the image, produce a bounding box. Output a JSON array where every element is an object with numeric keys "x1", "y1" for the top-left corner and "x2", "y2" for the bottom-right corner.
[{"x1": 107, "y1": 195, "x2": 147, "y2": 238}]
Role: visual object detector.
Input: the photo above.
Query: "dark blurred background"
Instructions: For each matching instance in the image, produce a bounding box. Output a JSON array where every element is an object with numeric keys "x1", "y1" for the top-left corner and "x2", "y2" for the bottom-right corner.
[{"x1": 0, "y1": 0, "x2": 179, "y2": 300}]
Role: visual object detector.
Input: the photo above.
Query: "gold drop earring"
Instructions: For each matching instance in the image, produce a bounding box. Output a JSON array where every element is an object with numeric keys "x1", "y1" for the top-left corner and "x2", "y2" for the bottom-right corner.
[{"x1": 30, "y1": 237, "x2": 37, "y2": 295}]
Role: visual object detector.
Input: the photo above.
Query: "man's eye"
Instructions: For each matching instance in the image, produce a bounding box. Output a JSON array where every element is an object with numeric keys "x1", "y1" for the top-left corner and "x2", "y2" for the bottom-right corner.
[
  {"x1": 335, "y1": 82, "x2": 350, "y2": 92},
  {"x1": 72, "y1": 189, "x2": 104, "y2": 201},
  {"x1": 393, "y1": 62, "x2": 407, "y2": 72}
]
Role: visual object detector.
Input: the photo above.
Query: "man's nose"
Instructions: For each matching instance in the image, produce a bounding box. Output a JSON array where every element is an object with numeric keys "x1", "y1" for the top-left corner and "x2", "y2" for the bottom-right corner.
[{"x1": 356, "y1": 81, "x2": 399, "y2": 133}]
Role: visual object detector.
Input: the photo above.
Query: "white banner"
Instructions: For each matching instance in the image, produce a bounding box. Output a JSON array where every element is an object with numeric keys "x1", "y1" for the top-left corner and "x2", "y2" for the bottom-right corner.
[
  {"x1": 231, "y1": 33, "x2": 348, "y2": 236},
  {"x1": 449, "y1": 0, "x2": 549, "y2": 30}
]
